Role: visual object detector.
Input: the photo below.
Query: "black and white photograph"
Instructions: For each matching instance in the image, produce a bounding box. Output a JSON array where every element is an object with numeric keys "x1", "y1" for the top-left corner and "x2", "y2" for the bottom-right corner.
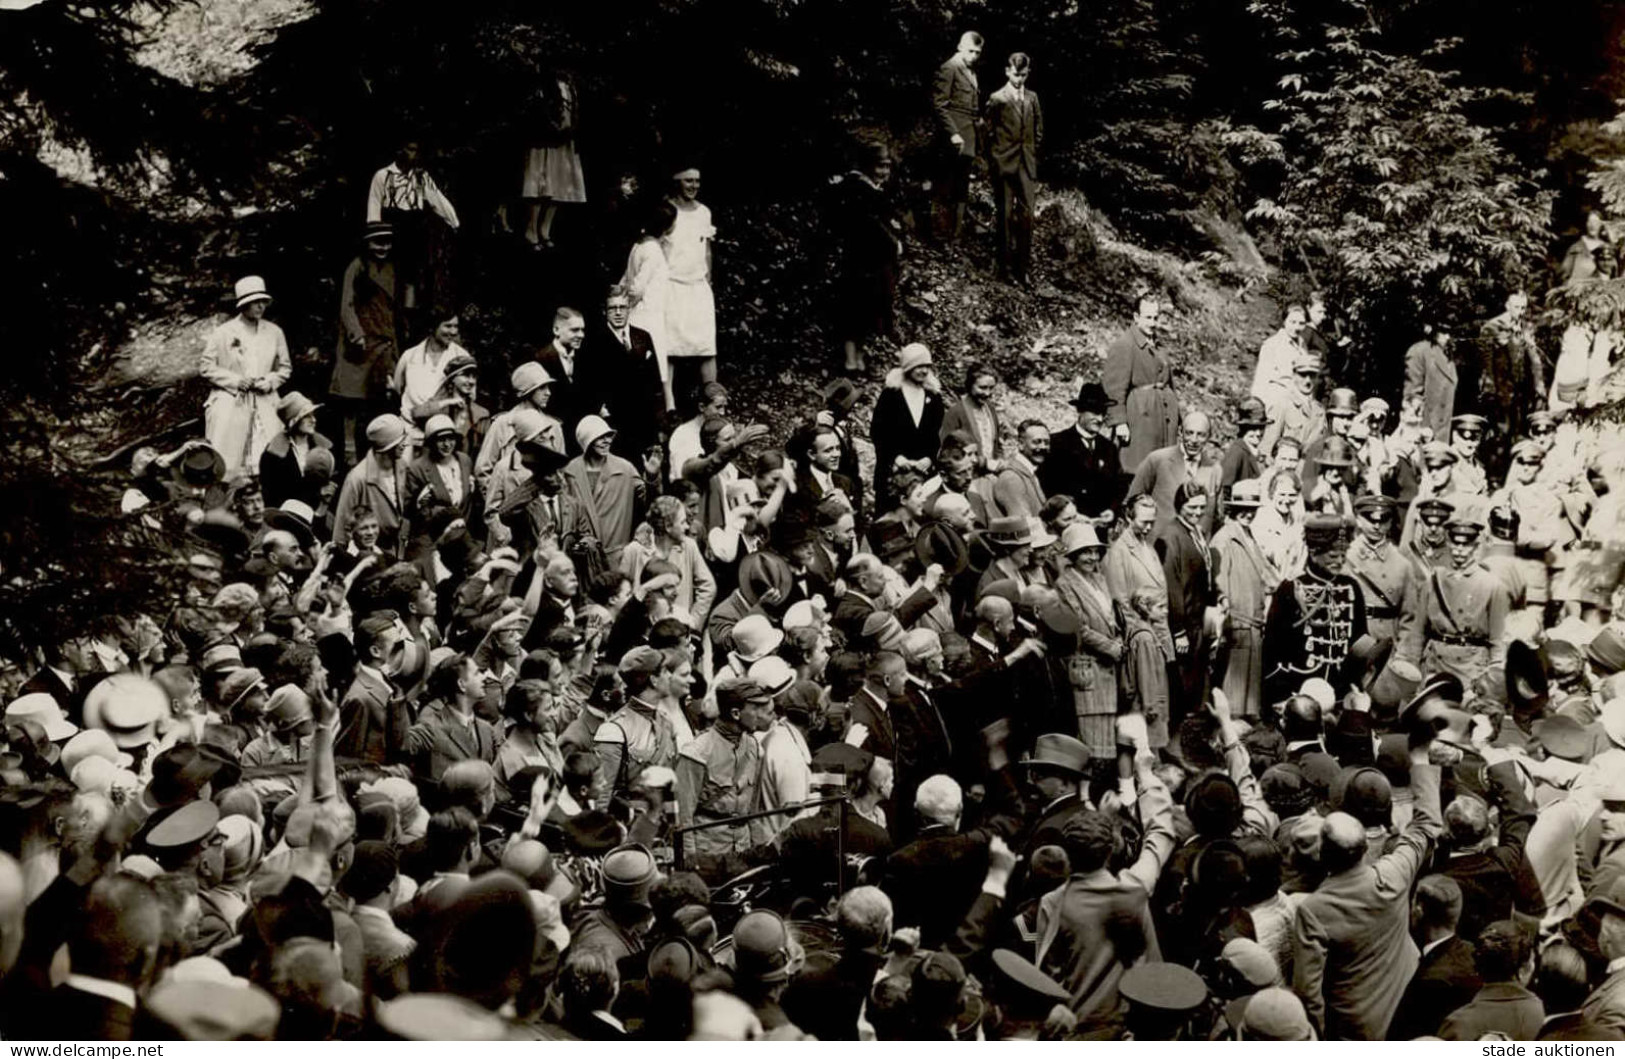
[{"x1": 3, "y1": 0, "x2": 1625, "y2": 1043}]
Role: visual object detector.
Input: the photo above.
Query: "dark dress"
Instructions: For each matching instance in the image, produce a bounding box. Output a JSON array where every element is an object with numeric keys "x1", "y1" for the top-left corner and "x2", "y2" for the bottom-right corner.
[
  {"x1": 870, "y1": 385, "x2": 944, "y2": 512},
  {"x1": 833, "y1": 172, "x2": 900, "y2": 342}
]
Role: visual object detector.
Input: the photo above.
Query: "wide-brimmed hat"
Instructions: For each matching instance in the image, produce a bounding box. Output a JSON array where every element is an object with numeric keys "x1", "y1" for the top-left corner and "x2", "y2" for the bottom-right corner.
[
  {"x1": 1506, "y1": 639, "x2": 1549, "y2": 716},
  {"x1": 82, "y1": 674, "x2": 168, "y2": 748},
  {"x1": 915, "y1": 522, "x2": 970, "y2": 575},
  {"x1": 173, "y1": 444, "x2": 226, "y2": 488},
  {"x1": 1071, "y1": 382, "x2": 1110, "y2": 412},
  {"x1": 986, "y1": 516, "x2": 1033, "y2": 548},
  {"x1": 822, "y1": 378, "x2": 860, "y2": 415},
  {"x1": 275, "y1": 391, "x2": 320, "y2": 427},
  {"x1": 1399, "y1": 672, "x2": 1472, "y2": 746},
  {"x1": 234, "y1": 276, "x2": 272, "y2": 309},
  {"x1": 574, "y1": 415, "x2": 615, "y2": 452},
  {"x1": 264, "y1": 499, "x2": 316, "y2": 550},
  {"x1": 1023, "y1": 733, "x2": 1089, "y2": 776},
  {"x1": 5, "y1": 692, "x2": 77, "y2": 742},
  {"x1": 736, "y1": 551, "x2": 794, "y2": 608},
  {"x1": 60, "y1": 728, "x2": 133, "y2": 773},
  {"x1": 1532, "y1": 715, "x2": 1592, "y2": 762}
]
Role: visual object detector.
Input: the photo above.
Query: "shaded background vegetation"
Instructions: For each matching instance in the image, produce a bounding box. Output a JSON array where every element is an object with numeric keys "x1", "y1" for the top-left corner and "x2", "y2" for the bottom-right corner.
[{"x1": 2, "y1": 0, "x2": 1623, "y2": 647}]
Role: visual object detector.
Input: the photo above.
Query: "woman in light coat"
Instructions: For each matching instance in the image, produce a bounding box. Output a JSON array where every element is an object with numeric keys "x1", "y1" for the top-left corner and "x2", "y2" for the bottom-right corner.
[
  {"x1": 1051, "y1": 522, "x2": 1124, "y2": 760},
  {"x1": 201, "y1": 276, "x2": 292, "y2": 476}
]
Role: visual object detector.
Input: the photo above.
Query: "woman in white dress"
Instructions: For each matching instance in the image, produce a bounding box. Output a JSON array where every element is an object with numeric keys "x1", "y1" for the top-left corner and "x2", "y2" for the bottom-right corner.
[
  {"x1": 622, "y1": 198, "x2": 677, "y2": 410},
  {"x1": 662, "y1": 167, "x2": 718, "y2": 392},
  {"x1": 201, "y1": 276, "x2": 293, "y2": 477}
]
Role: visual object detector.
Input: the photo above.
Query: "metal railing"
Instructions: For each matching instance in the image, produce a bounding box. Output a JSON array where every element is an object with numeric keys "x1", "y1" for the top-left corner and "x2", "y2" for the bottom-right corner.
[{"x1": 672, "y1": 794, "x2": 852, "y2": 889}]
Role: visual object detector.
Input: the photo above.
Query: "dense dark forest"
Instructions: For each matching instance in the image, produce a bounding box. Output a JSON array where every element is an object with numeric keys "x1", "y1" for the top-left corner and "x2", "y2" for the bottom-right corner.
[{"x1": 1, "y1": 0, "x2": 1623, "y2": 646}]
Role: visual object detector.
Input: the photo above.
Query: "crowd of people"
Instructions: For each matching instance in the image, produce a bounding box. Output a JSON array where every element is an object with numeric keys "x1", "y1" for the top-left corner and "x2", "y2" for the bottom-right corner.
[{"x1": 4, "y1": 27, "x2": 1625, "y2": 1045}]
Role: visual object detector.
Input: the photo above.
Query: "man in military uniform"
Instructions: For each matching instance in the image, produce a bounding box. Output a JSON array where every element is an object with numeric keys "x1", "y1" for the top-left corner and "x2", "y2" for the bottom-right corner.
[
  {"x1": 1480, "y1": 504, "x2": 1534, "y2": 644},
  {"x1": 1344, "y1": 494, "x2": 1425, "y2": 664},
  {"x1": 1420, "y1": 517, "x2": 1510, "y2": 686},
  {"x1": 1493, "y1": 438, "x2": 1584, "y2": 630},
  {"x1": 592, "y1": 646, "x2": 679, "y2": 811},
  {"x1": 1448, "y1": 414, "x2": 1490, "y2": 497},
  {"x1": 1261, "y1": 353, "x2": 1328, "y2": 461},
  {"x1": 1262, "y1": 513, "x2": 1368, "y2": 705},
  {"x1": 675, "y1": 676, "x2": 774, "y2": 867}
]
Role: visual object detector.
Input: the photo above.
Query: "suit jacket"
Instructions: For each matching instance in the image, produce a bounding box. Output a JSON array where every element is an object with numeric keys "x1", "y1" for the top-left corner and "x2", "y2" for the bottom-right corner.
[
  {"x1": 333, "y1": 451, "x2": 411, "y2": 555},
  {"x1": 781, "y1": 947, "x2": 887, "y2": 1041},
  {"x1": 403, "y1": 700, "x2": 500, "y2": 782},
  {"x1": 1042, "y1": 425, "x2": 1122, "y2": 518},
  {"x1": 1439, "y1": 983, "x2": 1545, "y2": 1042},
  {"x1": 884, "y1": 823, "x2": 996, "y2": 950},
  {"x1": 337, "y1": 666, "x2": 402, "y2": 765},
  {"x1": 404, "y1": 451, "x2": 475, "y2": 522},
  {"x1": 846, "y1": 686, "x2": 898, "y2": 763},
  {"x1": 932, "y1": 56, "x2": 979, "y2": 155},
  {"x1": 584, "y1": 325, "x2": 664, "y2": 456},
  {"x1": 259, "y1": 429, "x2": 334, "y2": 509},
  {"x1": 24, "y1": 983, "x2": 136, "y2": 1041},
  {"x1": 1582, "y1": 966, "x2": 1625, "y2": 1037},
  {"x1": 534, "y1": 342, "x2": 589, "y2": 444},
  {"x1": 984, "y1": 84, "x2": 1043, "y2": 177},
  {"x1": 1539, "y1": 1011, "x2": 1625, "y2": 1041},
  {"x1": 1403, "y1": 340, "x2": 1458, "y2": 442},
  {"x1": 1293, "y1": 763, "x2": 1443, "y2": 1040},
  {"x1": 832, "y1": 586, "x2": 935, "y2": 644},
  {"x1": 1154, "y1": 518, "x2": 1215, "y2": 644},
  {"x1": 1128, "y1": 445, "x2": 1220, "y2": 538},
  {"x1": 1387, "y1": 935, "x2": 1480, "y2": 1040},
  {"x1": 991, "y1": 458, "x2": 1046, "y2": 519}
]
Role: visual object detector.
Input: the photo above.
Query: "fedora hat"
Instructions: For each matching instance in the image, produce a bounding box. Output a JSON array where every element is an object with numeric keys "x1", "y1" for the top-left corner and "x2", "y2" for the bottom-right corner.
[
  {"x1": 1505, "y1": 639, "x2": 1549, "y2": 716},
  {"x1": 1071, "y1": 382, "x2": 1110, "y2": 412},
  {"x1": 870, "y1": 518, "x2": 916, "y2": 562},
  {"x1": 986, "y1": 516, "x2": 1033, "y2": 548},
  {"x1": 1023, "y1": 733, "x2": 1089, "y2": 776},
  {"x1": 1399, "y1": 672, "x2": 1472, "y2": 746},
  {"x1": 736, "y1": 551, "x2": 794, "y2": 608},
  {"x1": 233, "y1": 276, "x2": 272, "y2": 309},
  {"x1": 82, "y1": 674, "x2": 168, "y2": 749},
  {"x1": 1369, "y1": 658, "x2": 1422, "y2": 711},
  {"x1": 1235, "y1": 397, "x2": 1270, "y2": 430},
  {"x1": 1588, "y1": 628, "x2": 1625, "y2": 677},
  {"x1": 264, "y1": 499, "x2": 316, "y2": 550},
  {"x1": 822, "y1": 377, "x2": 860, "y2": 415},
  {"x1": 915, "y1": 522, "x2": 970, "y2": 576},
  {"x1": 731, "y1": 614, "x2": 784, "y2": 663},
  {"x1": 5, "y1": 692, "x2": 77, "y2": 742},
  {"x1": 172, "y1": 444, "x2": 226, "y2": 488},
  {"x1": 148, "y1": 742, "x2": 237, "y2": 808},
  {"x1": 1347, "y1": 634, "x2": 1393, "y2": 692},
  {"x1": 275, "y1": 391, "x2": 320, "y2": 427}
]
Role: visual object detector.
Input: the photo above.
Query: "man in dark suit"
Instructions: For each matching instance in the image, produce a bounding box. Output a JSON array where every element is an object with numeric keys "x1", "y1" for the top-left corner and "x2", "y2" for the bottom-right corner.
[
  {"x1": 583, "y1": 288, "x2": 665, "y2": 461},
  {"x1": 784, "y1": 426, "x2": 858, "y2": 543},
  {"x1": 532, "y1": 306, "x2": 590, "y2": 447},
  {"x1": 780, "y1": 884, "x2": 893, "y2": 1040},
  {"x1": 1440, "y1": 760, "x2": 1542, "y2": 941},
  {"x1": 1042, "y1": 383, "x2": 1121, "y2": 520},
  {"x1": 11, "y1": 873, "x2": 159, "y2": 1041},
  {"x1": 18, "y1": 637, "x2": 98, "y2": 726},
  {"x1": 1388, "y1": 874, "x2": 1480, "y2": 1040},
  {"x1": 931, "y1": 31, "x2": 982, "y2": 243},
  {"x1": 983, "y1": 52, "x2": 1043, "y2": 284},
  {"x1": 337, "y1": 613, "x2": 405, "y2": 764},
  {"x1": 882, "y1": 772, "x2": 1021, "y2": 951},
  {"x1": 846, "y1": 651, "x2": 905, "y2": 764}
]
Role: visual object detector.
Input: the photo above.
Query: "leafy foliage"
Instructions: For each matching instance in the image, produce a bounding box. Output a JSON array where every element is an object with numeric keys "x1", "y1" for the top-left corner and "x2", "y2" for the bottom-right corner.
[{"x1": 1223, "y1": 0, "x2": 1553, "y2": 392}]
